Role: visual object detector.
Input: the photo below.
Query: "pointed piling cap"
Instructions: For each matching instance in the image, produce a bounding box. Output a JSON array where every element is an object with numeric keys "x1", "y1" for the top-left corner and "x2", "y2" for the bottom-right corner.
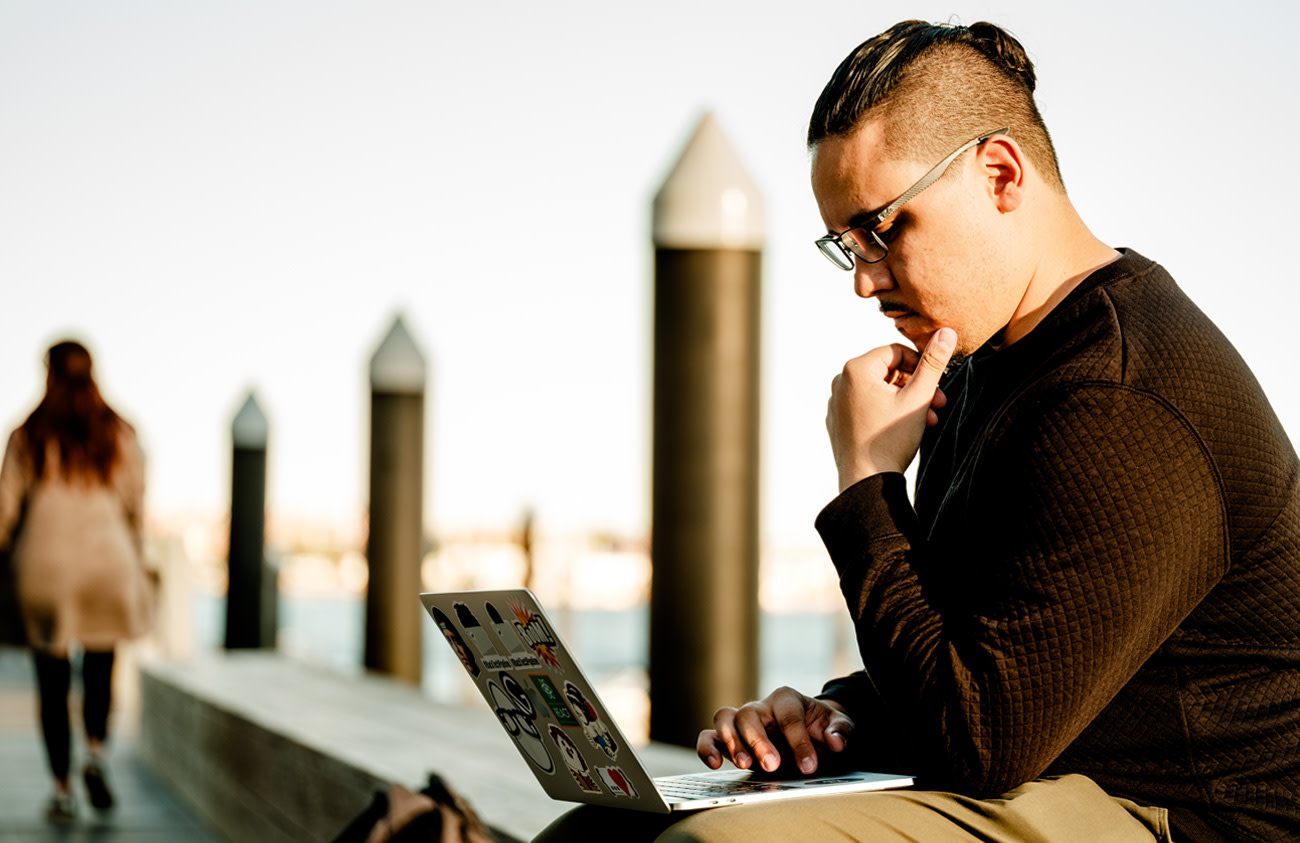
[
  {"x1": 369, "y1": 313, "x2": 427, "y2": 394},
  {"x1": 231, "y1": 391, "x2": 269, "y2": 449},
  {"x1": 653, "y1": 113, "x2": 765, "y2": 250}
]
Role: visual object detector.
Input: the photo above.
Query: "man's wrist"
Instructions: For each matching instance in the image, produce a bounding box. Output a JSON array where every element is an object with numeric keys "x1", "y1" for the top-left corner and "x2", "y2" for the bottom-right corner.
[{"x1": 839, "y1": 461, "x2": 902, "y2": 492}]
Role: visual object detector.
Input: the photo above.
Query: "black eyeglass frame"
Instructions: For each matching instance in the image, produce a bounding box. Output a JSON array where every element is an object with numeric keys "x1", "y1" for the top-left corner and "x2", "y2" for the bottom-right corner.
[{"x1": 814, "y1": 126, "x2": 1011, "y2": 271}]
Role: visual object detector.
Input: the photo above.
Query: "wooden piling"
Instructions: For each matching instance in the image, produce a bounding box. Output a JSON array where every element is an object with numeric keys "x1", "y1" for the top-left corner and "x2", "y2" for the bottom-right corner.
[
  {"x1": 649, "y1": 114, "x2": 765, "y2": 747},
  {"x1": 364, "y1": 315, "x2": 427, "y2": 682},
  {"x1": 224, "y1": 391, "x2": 275, "y2": 649}
]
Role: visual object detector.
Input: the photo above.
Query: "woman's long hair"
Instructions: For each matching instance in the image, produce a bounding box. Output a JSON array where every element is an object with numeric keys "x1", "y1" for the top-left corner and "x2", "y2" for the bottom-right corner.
[{"x1": 19, "y1": 341, "x2": 123, "y2": 485}]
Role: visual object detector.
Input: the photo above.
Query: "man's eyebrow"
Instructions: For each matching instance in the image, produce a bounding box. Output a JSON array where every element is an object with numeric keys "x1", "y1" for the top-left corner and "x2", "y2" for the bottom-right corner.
[
  {"x1": 823, "y1": 203, "x2": 888, "y2": 236},
  {"x1": 846, "y1": 207, "x2": 885, "y2": 231}
]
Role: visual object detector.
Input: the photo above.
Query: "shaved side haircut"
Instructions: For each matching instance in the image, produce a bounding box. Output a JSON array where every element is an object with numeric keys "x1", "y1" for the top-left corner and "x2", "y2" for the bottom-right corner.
[{"x1": 809, "y1": 20, "x2": 1065, "y2": 192}]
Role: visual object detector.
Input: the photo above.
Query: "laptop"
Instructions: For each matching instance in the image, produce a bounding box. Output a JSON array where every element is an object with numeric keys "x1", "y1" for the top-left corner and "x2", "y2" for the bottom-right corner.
[{"x1": 420, "y1": 588, "x2": 913, "y2": 813}]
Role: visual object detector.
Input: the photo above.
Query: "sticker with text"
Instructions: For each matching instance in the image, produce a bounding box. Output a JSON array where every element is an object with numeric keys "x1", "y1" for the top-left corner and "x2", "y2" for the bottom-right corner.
[
  {"x1": 486, "y1": 601, "x2": 541, "y2": 669},
  {"x1": 509, "y1": 599, "x2": 563, "y2": 670},
  {"x1": 453, "y1": 602, "x2": 515, "y2": 672},
  {"x1": 529, "y1": 674, "x2": 580, "y2": 727}
]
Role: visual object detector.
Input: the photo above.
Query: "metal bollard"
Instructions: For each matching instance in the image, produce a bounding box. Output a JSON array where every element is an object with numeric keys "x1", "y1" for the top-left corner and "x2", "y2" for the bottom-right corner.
[
  {"x1": 364, "y1": 314, "x2": 427, "y2": 682},
  {"x1": 648, "y1": 114, "x2": 765, "y2": 747}
]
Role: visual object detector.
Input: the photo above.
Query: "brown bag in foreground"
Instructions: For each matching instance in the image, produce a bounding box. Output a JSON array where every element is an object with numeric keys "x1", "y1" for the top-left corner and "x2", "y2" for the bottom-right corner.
[{"x1": 331, "y1": 773, "x2": 500, "y2": 843}]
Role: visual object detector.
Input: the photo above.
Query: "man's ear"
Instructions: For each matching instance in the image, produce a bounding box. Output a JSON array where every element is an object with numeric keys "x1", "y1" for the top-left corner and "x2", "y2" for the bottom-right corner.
[{"x1": 980, "y1": 135, "x2": 1026, "y2": 213}]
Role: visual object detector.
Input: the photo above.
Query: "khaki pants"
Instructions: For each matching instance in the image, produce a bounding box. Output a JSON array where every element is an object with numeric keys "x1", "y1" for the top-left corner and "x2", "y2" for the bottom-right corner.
[{"x1": 532, "y1": 774, "x2": 1172, "y2": 842}]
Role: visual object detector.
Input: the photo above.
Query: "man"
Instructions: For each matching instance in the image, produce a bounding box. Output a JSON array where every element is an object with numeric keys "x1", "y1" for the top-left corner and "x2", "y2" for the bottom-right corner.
[{"x1": 536, "y1": 20, "x2": 1300, "y2": 842}]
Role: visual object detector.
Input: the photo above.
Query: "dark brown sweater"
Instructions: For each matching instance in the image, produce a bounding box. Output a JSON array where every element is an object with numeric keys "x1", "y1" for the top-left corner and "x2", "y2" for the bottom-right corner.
[{"x1": 816, "y1": 251, "x2": 1300, "y2": 842}]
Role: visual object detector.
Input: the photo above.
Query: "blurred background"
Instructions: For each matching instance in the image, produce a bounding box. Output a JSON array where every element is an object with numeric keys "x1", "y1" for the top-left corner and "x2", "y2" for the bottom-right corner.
[{"x1": 3, "y1": 0, "x2": 1297, "y2": 736}]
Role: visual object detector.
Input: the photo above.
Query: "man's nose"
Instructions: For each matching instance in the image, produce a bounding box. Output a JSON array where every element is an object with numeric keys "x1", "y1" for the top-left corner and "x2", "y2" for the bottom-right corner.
[{"x1": 854, "y1": 258, "x2": 894, "y2": 298}]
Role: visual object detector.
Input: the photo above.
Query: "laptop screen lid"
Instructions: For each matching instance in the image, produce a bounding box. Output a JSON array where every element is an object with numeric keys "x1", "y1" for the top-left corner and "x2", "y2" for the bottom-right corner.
[{"x1": 420, "y1": 589, "x2": 913, "y2": 813}]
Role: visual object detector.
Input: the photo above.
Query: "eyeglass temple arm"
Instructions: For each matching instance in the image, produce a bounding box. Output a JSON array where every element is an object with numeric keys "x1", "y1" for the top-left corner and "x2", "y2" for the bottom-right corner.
[{"x1": 874, "y1": 127, "x2": 1011, "y2": 226}]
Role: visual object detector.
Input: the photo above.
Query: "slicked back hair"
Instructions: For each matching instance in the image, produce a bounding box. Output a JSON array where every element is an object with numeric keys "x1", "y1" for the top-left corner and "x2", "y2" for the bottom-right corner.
[{"x1": 808, "y1": 21, "x2": 1064, "y2": 192}]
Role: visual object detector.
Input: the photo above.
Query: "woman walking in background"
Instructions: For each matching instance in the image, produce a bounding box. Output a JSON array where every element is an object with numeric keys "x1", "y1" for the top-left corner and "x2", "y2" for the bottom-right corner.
[{"x1": 0, "y1": 340, "x2": 151, "y2": 822}]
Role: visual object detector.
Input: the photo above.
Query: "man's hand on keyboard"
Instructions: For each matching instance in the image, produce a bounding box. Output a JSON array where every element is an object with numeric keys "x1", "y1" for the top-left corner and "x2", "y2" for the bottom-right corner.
[{"x1": 697, "y1": 686, "x2": 854, "y2": 776}]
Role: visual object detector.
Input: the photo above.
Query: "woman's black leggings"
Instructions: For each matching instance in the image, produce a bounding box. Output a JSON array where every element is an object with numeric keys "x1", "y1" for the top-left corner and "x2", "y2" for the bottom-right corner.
[{"x1": 31, "y1": 649, "x2": 115, "y2": 782}]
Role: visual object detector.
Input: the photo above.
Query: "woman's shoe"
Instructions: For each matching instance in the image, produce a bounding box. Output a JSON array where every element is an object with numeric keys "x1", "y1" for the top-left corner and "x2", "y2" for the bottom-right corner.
[
  {"x1": 82, "y1": 760, "x2": 114, "y2": 811},
  {"x1": 45, "y1": 792, "x2": 77, "y2": 823}
]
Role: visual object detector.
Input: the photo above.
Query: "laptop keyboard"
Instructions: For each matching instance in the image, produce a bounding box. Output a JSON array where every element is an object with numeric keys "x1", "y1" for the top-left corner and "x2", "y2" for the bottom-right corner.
[{"x1": 656, "y1": 775, "x2": 792, "y2": 800}]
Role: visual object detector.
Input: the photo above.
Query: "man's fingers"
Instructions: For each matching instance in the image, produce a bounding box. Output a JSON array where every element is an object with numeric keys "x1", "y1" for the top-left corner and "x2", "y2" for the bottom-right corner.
[
  {"x1": 695, "y1": 729, "x2": 727, "y2": 769},
  {"x1": 906, "y1": 328, "x2": 957, "y2": 396},
  {"x1": 734, "y1": 705, "x2": 782, "y2": 772},
  {"x1": 771, "y1": 689, "x2": 819, "y2": 774},
  {"x1": 709, "y1": 707, "x2": 755, "y2": 769},
  {"x1": 717, "y1": 707, "x2": 748, "y2": 764},
  {"x1": 870, "y1": 344, "x2": 921, "y2": 389},
  {"x1": 704, "y1": 692, "x2": 859, "y2": 778},
  {"x1": 813, "y1": 701, "x2": 854, "y2": 753}
]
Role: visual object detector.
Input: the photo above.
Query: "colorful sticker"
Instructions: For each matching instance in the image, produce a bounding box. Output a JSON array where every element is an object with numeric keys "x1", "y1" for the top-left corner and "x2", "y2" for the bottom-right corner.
[
  {"x1": 454, "y1": 603, "x2": 514, "y2": 671},
  {"x1": 486, "y1": 672, "x2": 554, "y2": 774},
  {"x1": 598, "y1": 766, "x2": 638, "y2": 799},
  {"x1": 529, "y1": 674, "x2": 579, "y2": 727},
  {"x1": 508, "y1": 599, "x2": 563, "y2": 670},
  {"x1": 523, "y1": 687, "x2": 551, "y2": 723},
  {"x1": 430, "y1": 607, "x2": 480, "y2": 678},
  {"x1": 564, "y1": 681, "x2": 619, "y2": 760},
  {"x1": 549, "y1": 724, "x2": 601, "y2": 794}
]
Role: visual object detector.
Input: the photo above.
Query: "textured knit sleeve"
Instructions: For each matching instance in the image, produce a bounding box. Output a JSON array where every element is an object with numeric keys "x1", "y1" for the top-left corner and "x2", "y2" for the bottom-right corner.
[
  {"x1": 0, "y1": 430, "x2": 31, "y2": 552},
  {"x1": 815, "y1": 383, "x2": 1229, "y2": 796}
]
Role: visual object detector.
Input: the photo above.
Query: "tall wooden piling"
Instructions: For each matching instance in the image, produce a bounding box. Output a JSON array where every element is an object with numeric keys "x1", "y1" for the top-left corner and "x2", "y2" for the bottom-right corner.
[
  {"x1": 224, "y1": 391, "x2": 275, "y2": 649},
  {"x1": 649, "y1": 113, "x2": 764, "y2": 747},
  {"x1": 364, "y1": 315, "x2": 427, "y2": 682}
]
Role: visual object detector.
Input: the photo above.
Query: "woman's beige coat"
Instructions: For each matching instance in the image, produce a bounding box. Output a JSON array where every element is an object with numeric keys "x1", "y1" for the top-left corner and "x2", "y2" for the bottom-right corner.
[{"x1": 0, "y1": 423, "x2": 152, "y2": 653}]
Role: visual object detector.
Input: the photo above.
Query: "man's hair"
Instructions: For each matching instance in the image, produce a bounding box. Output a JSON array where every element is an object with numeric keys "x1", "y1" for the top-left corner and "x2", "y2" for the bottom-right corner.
[{"x1": 808, "y1": 21, "x2": 1064, "y2": 192}]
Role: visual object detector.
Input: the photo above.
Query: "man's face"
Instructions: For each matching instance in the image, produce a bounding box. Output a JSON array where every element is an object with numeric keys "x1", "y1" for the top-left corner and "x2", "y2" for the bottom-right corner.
[{"x1": 811, "y1": 120, "x2": 1021, "y2": 356}]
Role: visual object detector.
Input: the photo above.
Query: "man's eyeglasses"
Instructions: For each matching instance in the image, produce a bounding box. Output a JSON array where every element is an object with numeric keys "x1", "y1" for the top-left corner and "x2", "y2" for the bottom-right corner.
[{"x1": 814, "y1": 127, "x2": 1010, "y2": 271}]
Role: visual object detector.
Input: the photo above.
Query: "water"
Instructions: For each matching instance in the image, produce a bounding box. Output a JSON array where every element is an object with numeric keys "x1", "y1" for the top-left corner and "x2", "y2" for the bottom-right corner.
[
  {"x1": 193, "y1": 592, "x2": 856, "y2": 706},
  {"x1": 187, "y1": 593, "x2": 863, "y2": 818}
]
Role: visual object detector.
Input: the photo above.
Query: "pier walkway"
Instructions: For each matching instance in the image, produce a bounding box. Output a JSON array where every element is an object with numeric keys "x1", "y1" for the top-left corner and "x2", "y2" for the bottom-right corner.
[
  {"x1": 0, "y1": 646, "x2": 221, "y2": 843},
  {"x1": 2, "y1": 644, "x2": 704, "y2": 842}
]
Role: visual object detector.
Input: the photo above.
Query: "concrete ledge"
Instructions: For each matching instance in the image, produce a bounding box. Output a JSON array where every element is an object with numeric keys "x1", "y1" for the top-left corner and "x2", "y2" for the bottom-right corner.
[{"x1": 139, "y1": 652, "x2": 699, "y2": 842}]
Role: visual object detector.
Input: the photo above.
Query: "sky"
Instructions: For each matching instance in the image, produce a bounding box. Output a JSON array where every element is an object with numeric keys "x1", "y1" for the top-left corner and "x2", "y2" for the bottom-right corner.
[{"x1": 2, "y1": 0, "x2": 1298, "y2": 548}]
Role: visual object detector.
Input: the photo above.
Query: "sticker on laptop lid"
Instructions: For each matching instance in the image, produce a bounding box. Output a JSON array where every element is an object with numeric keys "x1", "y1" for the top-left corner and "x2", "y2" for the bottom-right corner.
[
  {"x1": 486, "y1": 671, "x2": 554, "y2": 775},
  {"x1": 507, "y1": 598, "x2": 564, "y2": 670},
  {"x1": 485, "y1": 601, "x2": 541, "y2": 664},
  {"x1": 453, "y1": 602, "x2": 515, "y2": 671},
  {"x1": 597, "y1": 766, "x2": 638, "y2": 798},
  {"x1": 430, "y1": 607, "x2": 481, "y2": 678},
  {"x1": 564, "y1": 681, "x2": 619, "y2": 760},
  {"x1": 549, "y1": 724, "x2": 602, "y2": 794},
  {"x1": 529, "y1": 674, "x2": 580, "y2": 727}
]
